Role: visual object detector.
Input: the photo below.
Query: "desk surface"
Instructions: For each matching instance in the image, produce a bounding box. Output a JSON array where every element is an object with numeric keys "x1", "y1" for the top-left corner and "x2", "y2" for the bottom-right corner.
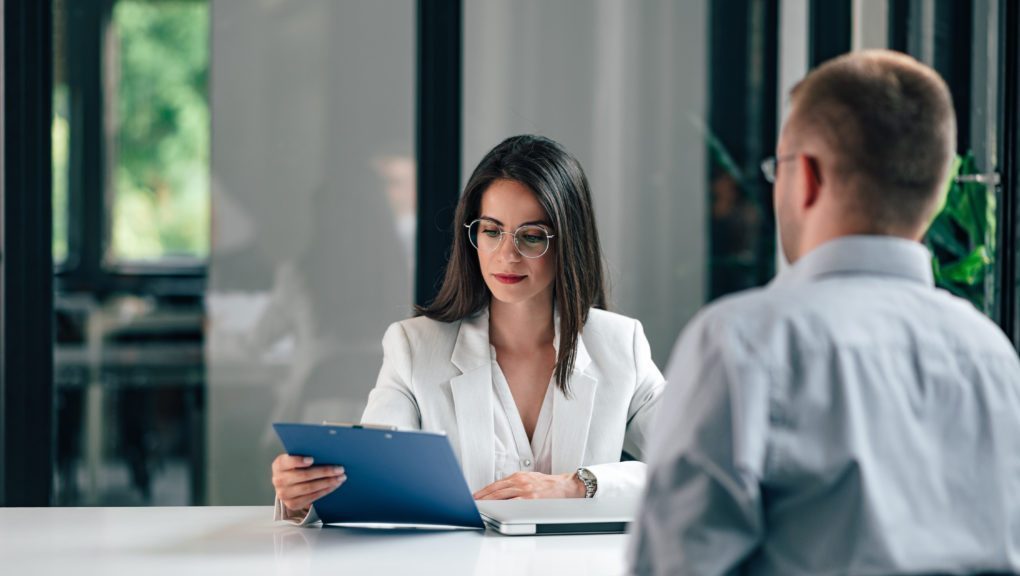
[{"x1": 0, "y1": 506, "x2": 630, "y2": 575}]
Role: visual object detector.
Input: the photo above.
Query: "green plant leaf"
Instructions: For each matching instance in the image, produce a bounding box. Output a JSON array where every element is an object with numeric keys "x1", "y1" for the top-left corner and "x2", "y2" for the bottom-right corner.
[
  {"x1": 939, "y1": 245, "x2": 990, "y2": 285},
  {"x1": 925, "y1": 215, "x2": 968, "y2": 258}
]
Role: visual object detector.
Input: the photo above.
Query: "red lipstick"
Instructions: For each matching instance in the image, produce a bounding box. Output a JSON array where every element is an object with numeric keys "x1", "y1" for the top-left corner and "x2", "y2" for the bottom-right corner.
[{"x1": 493, "y1": 273, "x2": 526, "y2": 285}]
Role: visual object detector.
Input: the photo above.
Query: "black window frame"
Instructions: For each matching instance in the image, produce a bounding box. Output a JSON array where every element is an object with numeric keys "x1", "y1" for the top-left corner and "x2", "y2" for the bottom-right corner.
[
  {"x1": 414, "y1": 0, "x2": 463, "y2": 308},
  {"x1": 3, "y1": 0, "x2": 55, "y2": 507},
  {"x1": 1002, "y1": 0, "x2": 1019, "y2": 348},
  {"x1": 809, "y1": 0, "x2": 852, "y2": 67}
]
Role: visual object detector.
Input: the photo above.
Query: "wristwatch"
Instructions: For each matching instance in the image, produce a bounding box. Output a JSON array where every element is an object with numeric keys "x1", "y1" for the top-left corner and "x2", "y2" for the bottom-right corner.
[{"x1": 576, "y1": 467, "x2": 597, "y2": 498}]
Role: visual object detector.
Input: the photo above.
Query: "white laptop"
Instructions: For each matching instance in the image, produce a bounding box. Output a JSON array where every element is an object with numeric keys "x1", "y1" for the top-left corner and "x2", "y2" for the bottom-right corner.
[{"x1": 476, "y1": 497, "x2": 640, "y2": 536}]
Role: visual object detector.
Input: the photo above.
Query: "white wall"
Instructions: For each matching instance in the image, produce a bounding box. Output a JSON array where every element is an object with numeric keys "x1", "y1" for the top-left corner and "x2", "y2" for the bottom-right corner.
[
  {"x1": 463, "y1": 0, "x2": 709, "y2": 365},
  {"x1": 852, "y1": 0, "x2": 888, "y2": 52}
]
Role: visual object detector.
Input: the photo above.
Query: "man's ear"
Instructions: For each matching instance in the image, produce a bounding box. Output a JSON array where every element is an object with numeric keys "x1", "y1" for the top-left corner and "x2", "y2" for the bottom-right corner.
[{"x1": 800, "y1": 154, "x2": 822, "y2": 209}]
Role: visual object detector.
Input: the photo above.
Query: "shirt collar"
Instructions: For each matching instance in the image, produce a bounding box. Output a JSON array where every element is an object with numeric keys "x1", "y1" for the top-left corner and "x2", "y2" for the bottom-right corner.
[{"x1": 770, "y1": 235, "x2": 935, "y2": 289}]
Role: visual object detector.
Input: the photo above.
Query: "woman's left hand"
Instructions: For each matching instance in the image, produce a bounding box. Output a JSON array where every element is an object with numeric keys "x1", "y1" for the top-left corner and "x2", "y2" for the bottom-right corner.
[{"x1": 473, "y1": 471, "x2": 585, "y2": 500}]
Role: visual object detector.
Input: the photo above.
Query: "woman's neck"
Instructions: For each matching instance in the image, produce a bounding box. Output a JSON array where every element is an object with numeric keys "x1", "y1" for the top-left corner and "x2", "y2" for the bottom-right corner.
[{"x1": 488, "y1": 295, "x2": 555, "y2": 353}]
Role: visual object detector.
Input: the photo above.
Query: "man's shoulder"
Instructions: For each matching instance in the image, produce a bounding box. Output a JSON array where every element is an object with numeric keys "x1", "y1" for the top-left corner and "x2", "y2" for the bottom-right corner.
[
  {"x1": 691, "y1": 277, "x2": 1016, "y2": 362},
  {"x1": 684, "y1": 285, "x2": 783, "y2": 339}
]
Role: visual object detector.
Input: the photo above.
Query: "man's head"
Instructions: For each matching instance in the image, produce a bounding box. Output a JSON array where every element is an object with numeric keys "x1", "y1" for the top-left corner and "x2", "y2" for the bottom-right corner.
[{"x1": 774, "y1": 50, "x2": 956, "y2": 263}]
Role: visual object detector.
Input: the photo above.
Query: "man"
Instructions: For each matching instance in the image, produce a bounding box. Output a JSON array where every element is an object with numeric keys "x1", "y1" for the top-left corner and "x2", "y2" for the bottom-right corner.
[{"x1": 629, "y1": 50, "x2": 1020, "y2": 575}]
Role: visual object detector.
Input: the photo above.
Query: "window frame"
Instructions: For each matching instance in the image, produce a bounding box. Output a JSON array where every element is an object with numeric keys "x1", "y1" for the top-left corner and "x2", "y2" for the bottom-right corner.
[
  {"x1": 2, "y1": 0, "x2": 55, "y2": 507},
  {"x1": 1002, "y1": 0, "x2": 1019, "y2": 348},
  {"x1": 55, "y1": 0, "x2": 207, "y2": 299},
  {"x1": 414, "y1": 0, "x2": 463, "y2": 308}
]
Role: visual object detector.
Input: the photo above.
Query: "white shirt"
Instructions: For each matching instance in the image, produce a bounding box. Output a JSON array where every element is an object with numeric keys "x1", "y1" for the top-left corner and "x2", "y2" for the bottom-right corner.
[{"x1": 490, "y1": 345, "x2": 554, "y2": 479}]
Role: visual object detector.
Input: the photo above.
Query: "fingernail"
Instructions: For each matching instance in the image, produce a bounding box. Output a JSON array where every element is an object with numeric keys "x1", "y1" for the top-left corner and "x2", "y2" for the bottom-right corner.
[
  {"x1": 334, "y1": 475, "x2": 345, "y2": 484},
  {"x1": 303, "y1": 457, "x2": 314, "y2": 465},
  {"x1": 333, "y1": 466, "x2": 345, "y2": 475}
]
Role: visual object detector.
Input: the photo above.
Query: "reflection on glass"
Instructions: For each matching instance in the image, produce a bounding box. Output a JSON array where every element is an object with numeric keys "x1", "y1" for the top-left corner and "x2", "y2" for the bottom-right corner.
[
  {"x1": 705, "y1": 126, "x2": 772, "y2": 298},
  {"x1": 373, "y1": 153, "x2": 418, "y2": 270},
  {"x1": 205, "y1": 0, "x2": 416, "y2": 505},
  {"x1": 109, "y1": 0, "x2": 210, "y2": 262}
]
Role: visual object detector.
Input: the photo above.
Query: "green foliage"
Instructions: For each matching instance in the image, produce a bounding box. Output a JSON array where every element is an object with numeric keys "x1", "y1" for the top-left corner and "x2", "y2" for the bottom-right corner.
[
  {"x1": 925, "y1": 152, "x2": 996, "y2": 311},
  {"x1": 53, "y1": 85, "x2": 71, "y2": 263},
  {"x1": 111, "y1": 0, "x2": 209, "y2": 261}
]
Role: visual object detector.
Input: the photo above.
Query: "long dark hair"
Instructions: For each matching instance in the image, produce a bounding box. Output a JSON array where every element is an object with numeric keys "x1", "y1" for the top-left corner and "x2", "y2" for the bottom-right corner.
[{"x1": 417, "y1": 134, "x2": 607, "y2": 394}]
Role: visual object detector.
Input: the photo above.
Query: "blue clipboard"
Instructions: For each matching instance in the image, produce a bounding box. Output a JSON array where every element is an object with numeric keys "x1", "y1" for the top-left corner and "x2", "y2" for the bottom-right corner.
[{"x1": 273, "y1": 422, "x2": 484, "y2": 529}]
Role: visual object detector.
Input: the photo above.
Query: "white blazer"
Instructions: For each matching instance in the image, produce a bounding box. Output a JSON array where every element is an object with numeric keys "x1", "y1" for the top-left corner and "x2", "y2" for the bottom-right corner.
[{"x1": 361, "y1": 307, "x2": 665, "y2": 498}]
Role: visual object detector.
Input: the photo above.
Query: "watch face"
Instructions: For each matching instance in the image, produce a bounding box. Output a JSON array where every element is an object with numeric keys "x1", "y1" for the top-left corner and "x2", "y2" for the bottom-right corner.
[{"x1": 578, "y1": 468, "x2": 596, "y2": 497}]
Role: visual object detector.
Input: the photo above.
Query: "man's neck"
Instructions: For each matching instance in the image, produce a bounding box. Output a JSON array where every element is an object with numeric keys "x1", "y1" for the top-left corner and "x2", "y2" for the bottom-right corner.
[{"x1": 795, "y1": 217, "x2": 923, "y2": 263}]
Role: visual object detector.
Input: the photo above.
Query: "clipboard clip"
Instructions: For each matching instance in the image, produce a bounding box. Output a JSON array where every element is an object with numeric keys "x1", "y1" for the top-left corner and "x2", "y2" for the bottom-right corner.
[{"x1": 322, "y1": 421, "x2": 398, "y2": 431}]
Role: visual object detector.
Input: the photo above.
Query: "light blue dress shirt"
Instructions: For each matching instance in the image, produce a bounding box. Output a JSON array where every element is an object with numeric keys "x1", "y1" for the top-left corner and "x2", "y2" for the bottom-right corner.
[{"x1": 629, "y1": 236, "x2": 1020, "y2": 576}]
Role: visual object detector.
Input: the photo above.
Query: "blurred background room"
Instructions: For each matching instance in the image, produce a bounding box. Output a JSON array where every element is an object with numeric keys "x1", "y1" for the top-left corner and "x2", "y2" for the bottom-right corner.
[{"x1": 2, "y1": 0, "x2": 1017, "y2": 508}]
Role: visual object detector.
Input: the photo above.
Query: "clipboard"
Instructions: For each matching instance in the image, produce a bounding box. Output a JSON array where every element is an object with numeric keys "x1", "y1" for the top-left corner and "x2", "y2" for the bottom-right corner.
[{"x1": 273, "y1": 422, "x2": 484, "y2": 529}]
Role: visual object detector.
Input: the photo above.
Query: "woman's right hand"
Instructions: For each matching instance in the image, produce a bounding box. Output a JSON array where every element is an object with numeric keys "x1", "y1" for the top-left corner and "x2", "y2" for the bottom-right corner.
[{"x1": 271, "y1": 454, "x2": 347, "y2": 514}]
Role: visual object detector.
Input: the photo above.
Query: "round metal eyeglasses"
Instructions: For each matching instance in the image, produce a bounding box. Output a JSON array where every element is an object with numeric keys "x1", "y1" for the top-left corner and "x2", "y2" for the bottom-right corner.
[{"x1": 464, "y1": 218, "x2": 556, "y2": 259}]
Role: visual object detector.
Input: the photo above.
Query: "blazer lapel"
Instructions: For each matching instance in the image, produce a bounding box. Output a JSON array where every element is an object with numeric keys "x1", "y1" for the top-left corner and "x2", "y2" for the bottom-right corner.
[
  {"x1": 449, "y1": 310, "x2": 495, "y2": 492},
  {"x1": 552, "y1": 331, "x2": 597, "y2": 474}
]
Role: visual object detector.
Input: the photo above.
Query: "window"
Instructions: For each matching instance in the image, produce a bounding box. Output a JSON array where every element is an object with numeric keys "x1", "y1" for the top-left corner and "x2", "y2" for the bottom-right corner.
[
  {"x1": 51, "y1": 0, "x2": 212, "y2": 507},
  {"x1": 53, "y1": 0, "x2": 70, "y2": 264},
  {"x1": 53, "y1": 86, "x2": 71, "y2": 264},
  {"x1": 108, "y1": 0, "x2": 210, "y2": 263},
  {"x1": 906, "y1": 1, "x2": 1000, "y2": 319}
]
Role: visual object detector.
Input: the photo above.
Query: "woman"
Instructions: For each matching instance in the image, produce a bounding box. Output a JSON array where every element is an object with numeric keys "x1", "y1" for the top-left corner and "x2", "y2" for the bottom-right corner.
[{"x1": 272, "y1": 135, "x2": 664, "y2": 524}]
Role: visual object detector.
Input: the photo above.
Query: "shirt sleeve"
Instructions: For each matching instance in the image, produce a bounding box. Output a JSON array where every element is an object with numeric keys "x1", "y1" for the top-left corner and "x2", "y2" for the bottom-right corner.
[{"x1": 627, "y1": 312, "x2": 771, "y2": 576}]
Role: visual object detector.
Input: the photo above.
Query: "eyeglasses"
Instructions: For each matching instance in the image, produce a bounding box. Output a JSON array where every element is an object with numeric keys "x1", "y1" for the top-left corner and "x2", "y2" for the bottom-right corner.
[
  {"x1": 465, "y1": 218, "x2": 556, "y2": 259},
  {"x1": 760, "y1": 153, "x2": 798, "y2": 183}
]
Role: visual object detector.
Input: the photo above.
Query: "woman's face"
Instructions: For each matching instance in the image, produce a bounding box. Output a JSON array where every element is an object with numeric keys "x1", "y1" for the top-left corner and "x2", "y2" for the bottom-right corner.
[{"x1": 475, "y1": 179, "x2": 557, "y2": 308}]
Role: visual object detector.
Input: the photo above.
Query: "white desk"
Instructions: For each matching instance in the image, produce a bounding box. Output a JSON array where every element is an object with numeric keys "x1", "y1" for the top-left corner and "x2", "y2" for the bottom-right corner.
[{"x1": 0, "y1": 506, "x2": 630, "y2": 575}]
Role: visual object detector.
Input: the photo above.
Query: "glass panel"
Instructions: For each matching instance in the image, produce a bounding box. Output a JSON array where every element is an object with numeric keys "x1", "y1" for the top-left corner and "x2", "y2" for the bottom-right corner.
[
  {"x1": 53, "y1": 293, "x2": 206, "y2": 506},
  {"x1": 53, "y1": 0, "x2": 69, "y2": 264},
  {"x1": 53, "y1": 0, "x2": 210, "y2": 507},
  {"x1": 108, "y1": 0, "x2": 210, "y2": 263},
  {"x1": 463, "y1": 0, "x2": 776, "y2": 365},
  {"x1": 53, "y1": 0, "x2": 415, "y2": 509},
  {"x1": 204, "y1": 0, "x2": 416, "y2": 504}
]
